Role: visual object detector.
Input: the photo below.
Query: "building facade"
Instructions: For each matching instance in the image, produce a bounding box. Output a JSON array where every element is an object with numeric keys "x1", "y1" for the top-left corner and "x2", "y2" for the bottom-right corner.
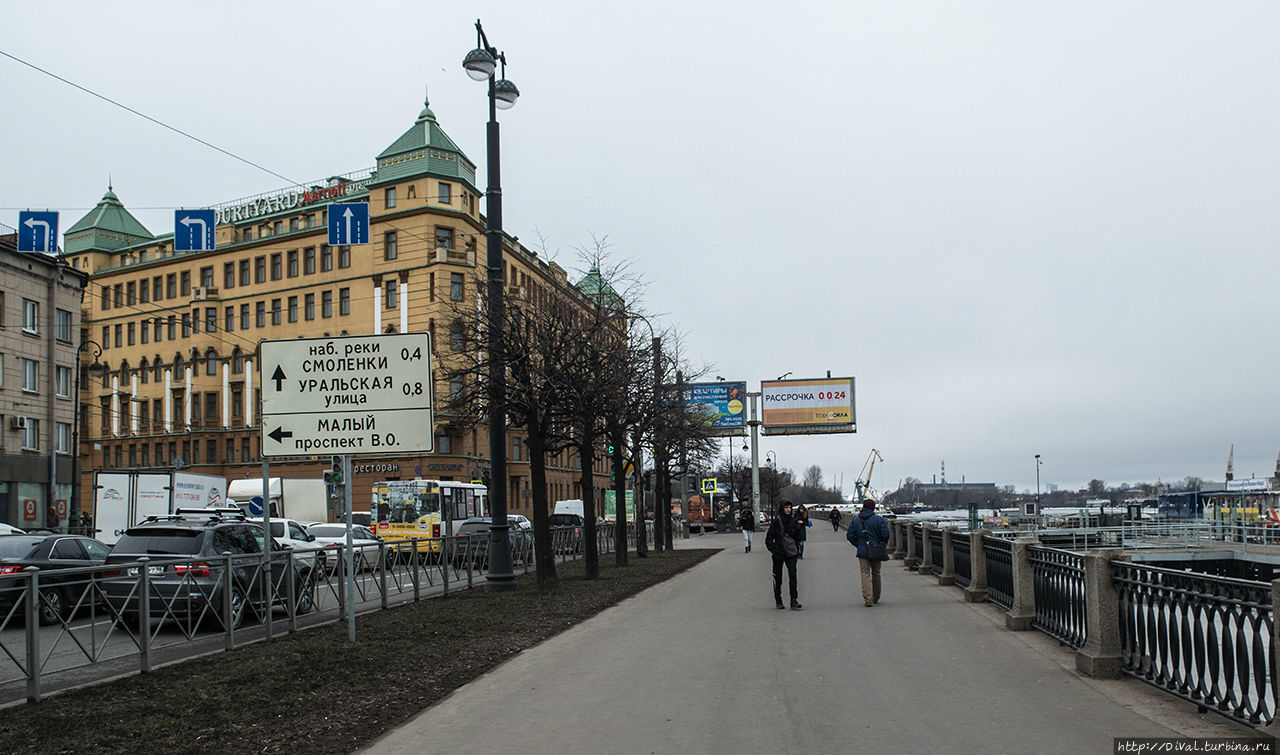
[
  {"x1": 0, "y1": 232, "x2": 89, "y2": 529},
  {"x1": 63, "y1": 97, "x2": 602, "y2": 522}
]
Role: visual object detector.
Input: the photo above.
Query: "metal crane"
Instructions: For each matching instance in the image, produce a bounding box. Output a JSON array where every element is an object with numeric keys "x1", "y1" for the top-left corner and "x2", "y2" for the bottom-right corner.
[{"x1": 854, "y1": 449, "x2": 884, "y2": 502}]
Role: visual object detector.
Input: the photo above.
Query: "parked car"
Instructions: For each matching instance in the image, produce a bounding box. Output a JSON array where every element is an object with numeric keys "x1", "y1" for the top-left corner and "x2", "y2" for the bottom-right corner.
[
  {"x1": 453, "y1": 517, "x2": 533, "y2": 567},
  {"x1": 547, "y1": 513, "x2": 584, "y2": 554},
  {"x1": 103, "y1": 509, "x2": 317, "y2": 631},
  {"x1": 0, "y1": 523, "x2": 27, "y2": 536},
  {"x1": 0, "y1": 534, "x2": 112, "y2": 624},
  {"x1": 247, "y1": 517, "x2": 327, "y2": 570},
  {"x1": 305, "y1": 523, "x2": 389, "y2": 570}
]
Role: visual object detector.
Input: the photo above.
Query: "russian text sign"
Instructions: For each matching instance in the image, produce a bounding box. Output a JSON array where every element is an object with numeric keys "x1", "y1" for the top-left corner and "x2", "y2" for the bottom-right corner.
[{"x1": 761, "y1": 377, "x2": 856, "y2": 436}]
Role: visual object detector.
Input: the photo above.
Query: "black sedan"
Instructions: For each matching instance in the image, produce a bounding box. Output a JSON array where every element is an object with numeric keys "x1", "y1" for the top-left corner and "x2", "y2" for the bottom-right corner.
[{"x1": 0, "y1": 534, "x2": 112, "y2": 624}]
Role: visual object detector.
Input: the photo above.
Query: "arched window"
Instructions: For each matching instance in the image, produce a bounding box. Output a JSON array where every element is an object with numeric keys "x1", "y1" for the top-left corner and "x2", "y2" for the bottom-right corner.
[
  {"x1": 139, "y1": 358, "x2": 149, "y2": 384},
  {"x1": 173, "y1": 354, "x2": 185, "y2": 377},
  {"x1": 205, "y1": 348, "x2": 218, "y2": 376},
  {"x1": 119, "y1": 360, "x2": 130, "y2": 383},
  {"x1": 153, "y1": 355, "x2": 163, "y2": 383},
  {"x1": 101, "y1": 362, "x2": 111, "y2": 388},
  {"x1": 231, "y1": 347, "x2": 243, "y2": 375}
]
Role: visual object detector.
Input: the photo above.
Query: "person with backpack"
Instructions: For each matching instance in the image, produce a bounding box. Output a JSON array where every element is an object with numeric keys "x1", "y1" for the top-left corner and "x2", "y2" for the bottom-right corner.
[
  {"x1": 794, "y1": 504, "x2": 812, "y2": 558},
  {"x1": 765, "y1": 500, "x2": 803, "y2": 610},
  {"x1": 829, "y1": 507, "x2": 842, "y2": 531},
  {"x1": 846, "y1": 498, "x2": 891, "y2": 607}
]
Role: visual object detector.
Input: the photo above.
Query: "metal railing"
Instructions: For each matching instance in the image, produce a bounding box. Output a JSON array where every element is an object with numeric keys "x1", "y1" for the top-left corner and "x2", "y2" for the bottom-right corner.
[
  {"x1": 0, "y1": 523, "x2": 633, "y2": 703},
  {"x1": 983, "y1": 536, "x2": 1014, "y2": 610},
  {"x1": 953, "y1": 533, "x2": 972, "y2": 589},
  {"x1": 929, "y1": 530, "x2": 944, "y2": 576},
  {"x1": 912, "y1": 524, "x2": 924, "y2": 565},
  {"x1": 1113, "y1": 561, "x2": 1276, "y2": 727},
  {"x1": 1029, "y1": 546, "x2": 1087, "y2": 649}
]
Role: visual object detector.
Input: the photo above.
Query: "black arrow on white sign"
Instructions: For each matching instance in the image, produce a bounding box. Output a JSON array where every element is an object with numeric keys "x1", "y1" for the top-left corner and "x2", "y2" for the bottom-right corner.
[
  {"x1": 268, "y1": 427, "x2": 293, "y2": 443},
  {"x1": 271, "y1": 365, "x2": 286, "y2": 391}
]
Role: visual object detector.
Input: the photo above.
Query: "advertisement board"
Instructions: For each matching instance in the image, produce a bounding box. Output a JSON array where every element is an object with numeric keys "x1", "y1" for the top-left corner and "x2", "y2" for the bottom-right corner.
[
  {"x1": 684, "y1": 381, "x2": 747, "y2": 436},
  {"x1": 761, "y1": 377, "x2": 856, "y2": 436}
]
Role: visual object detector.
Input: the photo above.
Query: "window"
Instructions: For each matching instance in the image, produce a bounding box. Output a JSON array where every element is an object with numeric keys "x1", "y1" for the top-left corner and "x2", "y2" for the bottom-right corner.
[
  {"x1": 22, "y1": 299, "x2": 39, "y2": 333},
  {"x1": 225, "y1": 306, "x2": 235, "y2": 331},
  {"x1": 385, "y1": 281, "x2": 397, "y2": 309},
  {"x1": 339, "y1": 288, "x2": 350, "y2": 316},
  {"x1": 451, "y1": 273, "x2": 464, "y2": 302},
  {"x1": 271, "y1": 299, "x2": 282, "y2": 326},
  {"x1": 450, "y1": 321, "x2": 463, "y2": 351},
  {"x1": 321, "y1": 245, "x2": 332, "y2": 272},
  {"x1": 255, "y1": 256, "x2": 266, "y2": 283},
  {"x1": 200, "y1": 266, "x2": 214, "y2": 287},
  {"x1": 289, "y1": 217, "x2": 299, "y2": 232},
  {"x1": 22, "y1": 419, "x2": 38, "y2": 451},
  {"x1": 141, "y1": 321, "x2": 150, "y2": 344},
  {"x1": 273, "y1": 220, "x2": 282, "y2": 236},
  {"x1": 55, "y1": 309, "x2": 72, "y2": 342},
  {"x1": 141, "y1": 444, "x2": 150, "y2": 467},
  {"x1": 339, "y1": 246, "x2": 350, "y2": 269},
  {"x1": 192, "y1": 308, "x2": 200, "y2": 334},
  {"x1": 232, "y1": 350, "x2": 243, "y2": 374},
  {"x1": 167, "y1": 315, "x2": 176, "y2": 341},
  {"x1": 139, "y1": 279, "x2": 149, "y2": 303},
  {"x1": 181, "y1": 313, "x2": 191, "y2": 338},
  {"x1": 304, "y1": 293, "x2": 315, "y2": 321},
  {"x1": 114, "y1": 324, "x2": 122, "y2": 348},
  {"x1": 241, "y1": 438, "x2": 251, "y2": 464},
  {"x1": 242, "y1": 226, "x2": 253, "y2": 241},
  {"x1": 304, "y1": 247, "x2": 315, "y2": 275},
  {"x1": 127, "y1": 282, "x2": 136, "y2": 305},
  {"x1": 450, "y1": 377, "x2": 462, "y2": 397},
  {"x1": 232, "y1": 387, "x2": 243, "y2": 418},
  {"x1": 240, "y1": 303, "x2": 250, "y2": 330},
  {"x1": 153, "y1": 275, "x2": 164, "y2": 301},
  {"x1": 55, "y1": 365, "x2": 71, "y2": 397},
  {"x1": 180, "y1": 270, "x2": 191, "y2": 296},
  {"x1": 255, "y1": 302, "x2": 266, "y2": 328},
  {"x1": 438, "y1": 182, "x2": 452, "y2": 204},
  {"x1": 288, "y1": 296, "x2": 298, "y2": 323},
  {"x1": 102, "y1": 326, "x2": 110, "y2": 349},
  {"x1": 56, "y1": 422, "x2": 71, "y2": 454},
  {"x1": 385, "y1": 187, "x2": 396, "y2": 209},
  {"x1": 154, "y1": 318, "x2": 163, "y2": 342},
  {"x1": 205, "y1": 308, "x2": 217, "y2": 333},
  {"x1": 206, "y1": 439, "x2": 217, "y2": 463},
  {"x1": 166, "y1": 274, "x2": 177, "y2": 299},
  {"x1": 114, "y1": 285, "x2": 122, "y2": 308},
  {"x1": 435, "y1": 434, "x2": 451, "y2": 454},
  {"x1": 512, "y1": 436, "x2": 521, "y2": 461},
  {"x1": 321, "y1": 291, "x2": 332, "y2": 319},
  {"x1": 224, "y1": 262, "x2": 235, "y2": 289},
  {"x1": 205, "y1": 390, "x2": 218, "y2": 417},
  {"x1": 239, "y1": 259, "x2": 250, "y2": 286},
  {"x1": 384, "y1": 231, "x2": 397, "y2": 260},
  {"x1": 287, "y1": 250, "x2": 298, "y2": 278},
  {"x1": 101, "y1": 286, "x2": 110, "y2": 310},
  {"x1": 435, "y1": 227, "x2": 453, "y2": 250},
  {"x1": 270, "y1": 253, "x2": 282, "y2": 281},
  {"x1": 191, "y1": 440, "x2": 200, "y2": 465},
  {"x1": 127, "y1": 322, "x2": 136, "y2": 346}
]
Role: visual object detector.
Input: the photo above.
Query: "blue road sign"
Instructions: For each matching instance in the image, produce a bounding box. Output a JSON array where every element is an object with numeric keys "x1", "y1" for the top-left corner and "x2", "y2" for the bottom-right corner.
[
  {"x1": 327, "y1": 202, "x2": 370, "y2": 246},
  {"x1": 17, "y1": 211, "x2": 59, "y2": 253},
  {"x1": 174, "y1": 209, "x2": 216, "y2": 251},
  {"x1": 248, "y1": 496, "x2": 264, "y2": 516}
]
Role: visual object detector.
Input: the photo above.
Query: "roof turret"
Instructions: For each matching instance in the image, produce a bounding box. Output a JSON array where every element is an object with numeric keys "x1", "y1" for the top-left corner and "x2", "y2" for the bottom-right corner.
[
  {"x1": 64, "y1": 186, "x2": 154, "y2": 254},
  {"x1": 372, "y1": 93, "x2": 478, "y2": 192}
]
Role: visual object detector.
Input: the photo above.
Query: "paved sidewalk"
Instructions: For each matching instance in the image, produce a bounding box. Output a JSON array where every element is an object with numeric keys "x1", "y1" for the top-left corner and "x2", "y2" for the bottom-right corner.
[{"x1": 364, "y1": 524, "x2": 1258, "y2": 754}]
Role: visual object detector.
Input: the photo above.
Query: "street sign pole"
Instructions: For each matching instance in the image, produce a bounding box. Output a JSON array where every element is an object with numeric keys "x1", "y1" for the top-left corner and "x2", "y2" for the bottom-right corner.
[
  {"x1": 261, "y1": 456, "x2": 272, "y2": 641},
  {"x1": 748, "y1": 392, "x2": 761, "y2": 525},
  {"x1": 345, "y1": 454, "x2": 355, "y2": 642}
]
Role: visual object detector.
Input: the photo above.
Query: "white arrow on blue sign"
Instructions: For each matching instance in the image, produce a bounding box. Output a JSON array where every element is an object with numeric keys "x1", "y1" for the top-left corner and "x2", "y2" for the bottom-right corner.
[
  {"x1": 174, "y1": 209, "x2": 216, "y2": 251},
  {"x1": 327, "y1": 202, "x2": 370, "y2": 246},
  {"x1": 17, "y1": 211, "x2": 59, "y2": 253}
]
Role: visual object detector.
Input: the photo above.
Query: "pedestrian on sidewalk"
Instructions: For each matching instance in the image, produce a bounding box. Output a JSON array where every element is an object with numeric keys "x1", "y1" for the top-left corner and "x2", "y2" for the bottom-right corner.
[
  {"x1": 794, "y1": 504, "x2": 812, "y2": 558},
  {"x1": 738, "y1": 505, "x2": 756, "y2": 553},
  {"x1": 829, "y1": 507, "x2": 842, "y2": 531},
  {"x1": 765, "y1": 500, "x2": 803, "y2": 610},
  {"x1": 846, "y1": 498, "x2": 891, "y2": 607}
]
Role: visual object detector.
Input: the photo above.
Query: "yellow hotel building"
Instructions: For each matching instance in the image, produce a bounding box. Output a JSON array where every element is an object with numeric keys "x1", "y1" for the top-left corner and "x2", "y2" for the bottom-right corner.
[{"x1": 63, "y1": 97, "x2": 603, "y2": 521}]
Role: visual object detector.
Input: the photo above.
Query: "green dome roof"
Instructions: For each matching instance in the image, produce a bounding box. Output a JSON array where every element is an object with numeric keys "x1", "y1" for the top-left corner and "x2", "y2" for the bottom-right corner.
[
  {"x1": 64, "y1": 186, "x2": 154, "y2": 254},
  {"x1": 373, "y1": 94, "x2": 478, "y2": 192}
]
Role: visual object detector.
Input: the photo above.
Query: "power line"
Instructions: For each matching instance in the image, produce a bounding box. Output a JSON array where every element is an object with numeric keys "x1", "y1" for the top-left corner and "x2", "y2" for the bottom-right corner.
[{"x1": 0, "y1": 48, "x2": 299, "y2": 186}]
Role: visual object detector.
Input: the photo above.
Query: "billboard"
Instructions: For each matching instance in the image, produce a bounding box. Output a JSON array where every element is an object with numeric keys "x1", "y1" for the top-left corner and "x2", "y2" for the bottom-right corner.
[
  {"x1": 761, "y1": 377, "x2": 856, "y2": 436},
  {"x1": 684, "y1": 381, "x2": 747, "y2": 436}
]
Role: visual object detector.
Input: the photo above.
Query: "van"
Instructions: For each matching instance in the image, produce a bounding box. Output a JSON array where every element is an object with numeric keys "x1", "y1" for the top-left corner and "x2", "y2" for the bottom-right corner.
[{"x1": 553, "y1": 500, "x2": 584, "y2": 518}]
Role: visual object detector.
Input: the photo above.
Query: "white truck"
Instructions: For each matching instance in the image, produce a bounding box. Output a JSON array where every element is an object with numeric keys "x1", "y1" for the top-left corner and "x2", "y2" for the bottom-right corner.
[
  {"x1": 226, "y1": 477, "x2": 328, "y2": 524},
  {"x1": 92, "y1": 471, "x2": 227, "y2": 545}
]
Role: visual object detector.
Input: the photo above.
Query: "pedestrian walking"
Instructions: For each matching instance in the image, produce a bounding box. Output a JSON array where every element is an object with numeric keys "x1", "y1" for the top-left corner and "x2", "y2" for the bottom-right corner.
[
  {"x1": 794, "y1": 504, "x2": 812, "y2": 558},
  {"x1": 829, "y1": 507, "x2": 842, "y2": 531},
  {"x1": 79, "y1": 510, "x2": 93, "y2": 536},
  {"x1": 846, "y1": 498, "x2": 891, "y2": 607},
  {"x1": 46, "y1": 504, "x2": 60, "y2": 533},
  {"x1": 764, "y1": 500, "x2": 803, "y2": 610},
  {"x1": 738, "y1": 506, "x2": 756, "y2": 553}
]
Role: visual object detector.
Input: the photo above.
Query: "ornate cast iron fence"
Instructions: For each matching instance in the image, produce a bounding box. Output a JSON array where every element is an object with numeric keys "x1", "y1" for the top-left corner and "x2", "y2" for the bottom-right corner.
[
  {"x1": 1029, "y1": 546, "x2": 1087, "y2": 649},
  {"x1": 983, "y1": 536, "x2": 1014, "y2": 609}
]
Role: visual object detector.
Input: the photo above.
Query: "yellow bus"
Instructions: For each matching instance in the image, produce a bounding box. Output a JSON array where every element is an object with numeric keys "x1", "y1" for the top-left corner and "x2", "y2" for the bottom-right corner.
[{"x1": 370, "y1": 480, "x2": 488, "y2": 554}]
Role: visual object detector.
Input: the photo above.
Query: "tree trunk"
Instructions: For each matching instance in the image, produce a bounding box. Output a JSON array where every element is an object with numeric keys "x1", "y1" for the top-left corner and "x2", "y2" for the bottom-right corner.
[
  {"x1": 611, "y1": 424, "x2": 627, "y2": 567},
  {"x1": 578, "y1": 417, "x2": 599, "y2": 579},
  {"x1": 526, "y1": 429, "x2": 557, "y2": 589},
  {"x1": 632, "y1": 426, "x2": 647, "y2": 557}
]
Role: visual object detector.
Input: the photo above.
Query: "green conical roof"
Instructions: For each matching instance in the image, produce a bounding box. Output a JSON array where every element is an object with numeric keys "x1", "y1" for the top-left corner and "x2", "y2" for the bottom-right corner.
[
  {"x1": 576, "y1": 266, "x2": 624, "y2": 309},
  {"x1": 373, "y1": 94, "x2": 478, "y2": 192},
  {"x1": 64, "y1": 186, "x2": 154, "y2": 254}
]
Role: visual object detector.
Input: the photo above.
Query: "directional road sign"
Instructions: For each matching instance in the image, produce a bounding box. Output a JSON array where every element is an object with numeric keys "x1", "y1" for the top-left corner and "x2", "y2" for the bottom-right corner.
[
  {"x1": 260, "y1": 332, "x2": 433, "y2": 457},
  {"x1": 17, "y1": 211, "x2": 59, "y2": 253},
  {"x1": 174, "y1": 209, "x2": 216, "y2": 251},
  {"x1": 327, "y1": 202, "x2": 370, "y2": 246}
]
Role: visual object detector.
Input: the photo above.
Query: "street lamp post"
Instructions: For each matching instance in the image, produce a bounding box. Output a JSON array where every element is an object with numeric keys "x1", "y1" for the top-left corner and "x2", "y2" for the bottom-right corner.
[
  {"x1": 72, "y1": 339, "x2": 105, "y2": 532},
  {"x1": 1034, "y1": 453, "x2": 1042, "y2": 532},
  {"x1": 464, "y1": 19, "x2": 520, "y2": 592}
]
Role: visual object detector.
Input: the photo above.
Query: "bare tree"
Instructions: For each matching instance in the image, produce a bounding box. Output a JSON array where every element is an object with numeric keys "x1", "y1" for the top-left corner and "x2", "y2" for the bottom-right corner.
[{"x1": 803, "y1": 465, "x2": 823, "y2": 489}]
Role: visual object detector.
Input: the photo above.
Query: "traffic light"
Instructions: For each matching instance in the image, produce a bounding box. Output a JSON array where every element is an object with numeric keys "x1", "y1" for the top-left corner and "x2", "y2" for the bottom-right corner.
[
  {"x1": 323, "y1": 455, "x2": 345, "y2": 486},
  {"x1": 606, "y1": 444, "x2": 615, "y2": 455}
]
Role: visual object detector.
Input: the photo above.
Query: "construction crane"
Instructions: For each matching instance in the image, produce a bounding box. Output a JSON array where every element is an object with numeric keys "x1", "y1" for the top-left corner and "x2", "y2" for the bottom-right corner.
[{"x1": 854, "y1": 449, "x2": 884, "y2": 502}]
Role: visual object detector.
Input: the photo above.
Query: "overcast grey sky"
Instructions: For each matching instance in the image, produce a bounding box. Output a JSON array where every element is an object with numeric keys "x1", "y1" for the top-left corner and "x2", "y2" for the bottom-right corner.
[{"x1": 3, "y1": 1, "x2": 1277, "y2": 495}]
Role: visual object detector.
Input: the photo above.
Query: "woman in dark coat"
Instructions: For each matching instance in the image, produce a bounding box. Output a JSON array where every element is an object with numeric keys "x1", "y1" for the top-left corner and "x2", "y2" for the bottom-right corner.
[{"x1": 764, "y1": 500, "x2": 803, "y2": 610}]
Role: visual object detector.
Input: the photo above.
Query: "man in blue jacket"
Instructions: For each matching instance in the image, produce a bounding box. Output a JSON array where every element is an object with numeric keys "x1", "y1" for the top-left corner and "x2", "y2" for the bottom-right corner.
[{"x1": 846, "y1": 499, "x2": 891, "y2": 607}]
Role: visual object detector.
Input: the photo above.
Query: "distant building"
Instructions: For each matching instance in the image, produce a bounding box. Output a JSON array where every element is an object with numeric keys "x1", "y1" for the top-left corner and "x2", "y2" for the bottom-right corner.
[
  {"x1": 917, "y1": 482, "x2": 998, "y2": 495},
  {"x1": 0, "y1": 231, "x2": 89, "y2": 528}
]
